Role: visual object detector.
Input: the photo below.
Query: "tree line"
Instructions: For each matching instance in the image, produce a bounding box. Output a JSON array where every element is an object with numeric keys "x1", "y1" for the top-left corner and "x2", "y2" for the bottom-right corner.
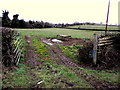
[
  {"x1": 1, "y1": 10, "x2": 54, "y2": 28},
  {"x1": 1, "y1": 10, "x2": 97, "y2": 28}
]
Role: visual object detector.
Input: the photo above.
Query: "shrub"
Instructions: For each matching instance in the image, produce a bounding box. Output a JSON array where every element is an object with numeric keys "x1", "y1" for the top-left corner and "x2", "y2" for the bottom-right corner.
[
  {"x1": 77, "y1": 42, "x2": 93, "y2": 64},
  {"x1": 1, "y1": 27, "x2": 15, "y2": 66}
]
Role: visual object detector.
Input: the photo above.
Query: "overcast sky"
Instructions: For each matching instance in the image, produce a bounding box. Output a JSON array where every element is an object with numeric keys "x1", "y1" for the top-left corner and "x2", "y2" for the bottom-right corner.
[{"x1": 0, "y1": 0, "x2": 120, "y2": 24}]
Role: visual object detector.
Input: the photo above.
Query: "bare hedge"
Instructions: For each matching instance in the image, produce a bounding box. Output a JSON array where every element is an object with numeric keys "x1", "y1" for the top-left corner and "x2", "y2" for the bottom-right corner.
[{"x1": 1, "y1": 27, "x2": 15, "y2": 66}]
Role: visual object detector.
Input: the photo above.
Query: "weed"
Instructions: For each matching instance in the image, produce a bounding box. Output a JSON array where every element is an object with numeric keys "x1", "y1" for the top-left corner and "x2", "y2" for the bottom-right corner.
[
  {"x1": 58, "y1": 44, "x2": 83, "y2": 64},
  {"x1": 31, "y1": 37, "x2": 49, "y2": 60}
]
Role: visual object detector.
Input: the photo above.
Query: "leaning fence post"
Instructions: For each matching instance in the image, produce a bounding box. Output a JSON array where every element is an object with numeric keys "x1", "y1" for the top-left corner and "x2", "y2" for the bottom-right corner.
[{"x1": 93, "y1": 34, "x2": 98, "y2": 65}]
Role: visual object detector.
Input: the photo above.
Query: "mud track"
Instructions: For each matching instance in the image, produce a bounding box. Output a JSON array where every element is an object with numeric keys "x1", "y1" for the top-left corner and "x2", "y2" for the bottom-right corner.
[
  {"x1": 40, "y1": 38, "x2": 119, "y2": 89},
  {"x1": 25, "y1": 36, "x2": 41, "y2": 67}
]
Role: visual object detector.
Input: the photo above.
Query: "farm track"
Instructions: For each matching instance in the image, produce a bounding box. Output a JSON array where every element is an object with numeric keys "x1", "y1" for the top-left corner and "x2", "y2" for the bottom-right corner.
[
  {"x1": 24, "y1": 36, "x2": 118, "y2": 88},
  {"x1": 40, "y1": 38, "x2": 78, "y2": 67},
  {"x1": 40, "y1": 38, "x2": 119, "y2": 89},
  {"x1": 25, "y1": 36, "x2": 41, "y2": 67}
]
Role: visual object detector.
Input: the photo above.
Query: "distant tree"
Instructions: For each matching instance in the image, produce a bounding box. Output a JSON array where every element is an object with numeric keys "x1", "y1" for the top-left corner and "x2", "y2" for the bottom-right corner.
[
  {"x1": 11, "y1": 14, "x2": 19, "y2": 28},
  {"x1": 33, "y1": 21, "x2": 41, "y2": 28},
  {"x1": 65, "y1": 23, "x2": 69, "y2": 27},
  {"x1": 40, "y1": 21, "x2": 45, "y2": 28},
  {"x1": 73, "y1": 22, "x2": 80, "y2": 25},
  {"x1": 19, "y1": 19, "x2": 26, "y2": 28},
  {"x1": 24, "y1": 22, "x2": 33, "y2": 28},
  {"x1": 61, "y1": 23, "x2": 64, "y2": 28},
  {"x1": 29, "y1": 20, "x2": 35, "y2": 28},
  {"x1": 2, "y1": 10, "x2": 11, "y2": 27},
  {"x1": 29, "y1": 20, "x2": 33, "y2": 24}
]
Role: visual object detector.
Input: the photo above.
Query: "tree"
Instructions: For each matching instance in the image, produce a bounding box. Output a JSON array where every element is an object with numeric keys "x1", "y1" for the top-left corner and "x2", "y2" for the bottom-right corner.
[
  {"x1": 2, "y1": 10, "x2": 11, "y2": 27},
  {"x1": 29, "y1": 20, "x2": 33, "y2": 25},
  {"x1": 11, "y1": 14, "x2": 19, "y2": 28},
  {"x1": 19, "y1": 19, "x2": 26, "y2": 28}
]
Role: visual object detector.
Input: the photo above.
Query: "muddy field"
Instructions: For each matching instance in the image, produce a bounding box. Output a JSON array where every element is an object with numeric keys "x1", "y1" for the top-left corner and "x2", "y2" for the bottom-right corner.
[
  {"x1": 46, "y1": 37, "x2": 120, "y2": 70},
  {"x1": 24, "y1": 36, "x2": 119, "y2": 88},
  {"x1": 2, "y1": 35, "x2": 119, "y2": 89}
]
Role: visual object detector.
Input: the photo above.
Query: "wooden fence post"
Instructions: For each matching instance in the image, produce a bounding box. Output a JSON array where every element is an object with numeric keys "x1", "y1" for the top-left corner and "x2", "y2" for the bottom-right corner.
[{"x1": 93, "y1": 34, "x2": 98, "y2": 65}]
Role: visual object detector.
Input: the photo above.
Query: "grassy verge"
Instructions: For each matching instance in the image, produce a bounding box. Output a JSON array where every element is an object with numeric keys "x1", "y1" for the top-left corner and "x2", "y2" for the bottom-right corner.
[{"x1": 2, "y1": 35, "x2": 31, "y2": 88}]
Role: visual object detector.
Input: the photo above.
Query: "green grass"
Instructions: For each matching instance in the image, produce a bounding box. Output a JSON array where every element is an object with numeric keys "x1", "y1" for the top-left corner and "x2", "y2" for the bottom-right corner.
[
  {"x1": 3, "y1": 61, "x2": 94, "y2": 88},
  {"x1": 2, "y1": 64, "x2": 31, "y2": 88},
  {"x1": 31, "y1": 37, "x2": 49, "y2": 60},
  {"x1": 67, "y1": 25, "x2": 119, "y2": 30},
  {"x1": 11, "y1": 64, "x2": 30, "y2": 87},
  {"x1": 78, "y1": 67, "x2": 119, "y2": 85},
  {"x1": 58, "y1": 44, "x2": 83, "y2": 64},
  {"x1": 16, "y1": 28, "x2": 105, "y2": 39},
  {"x1": 32, "y1": 61, "x2": 93, "y2": 88}
]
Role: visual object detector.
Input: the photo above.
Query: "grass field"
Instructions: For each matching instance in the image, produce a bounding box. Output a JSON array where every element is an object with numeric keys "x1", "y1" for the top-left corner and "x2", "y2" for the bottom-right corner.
[
  {"x1": 16, "y1": 28, "x2": 106, "y2": 39},
  {"x1": 66, "y1": 25, "x2": 119, "y2": 30}
]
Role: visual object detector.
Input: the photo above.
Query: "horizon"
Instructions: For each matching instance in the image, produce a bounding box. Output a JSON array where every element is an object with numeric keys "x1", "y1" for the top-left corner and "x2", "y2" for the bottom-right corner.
[{"x1": 0, "y1": 0, "x2": 120, "y2": 25}]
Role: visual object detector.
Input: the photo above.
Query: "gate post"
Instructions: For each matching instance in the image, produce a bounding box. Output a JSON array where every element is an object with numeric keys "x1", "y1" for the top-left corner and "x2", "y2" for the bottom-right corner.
[{"x1": 93, "y1": 34, "x2": 98, "y2": 65}]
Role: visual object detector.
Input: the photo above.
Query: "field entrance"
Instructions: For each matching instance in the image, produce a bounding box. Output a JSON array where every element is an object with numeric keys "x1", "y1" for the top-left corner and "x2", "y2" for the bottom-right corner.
[
  {"x1": 2, "y1": 28, "x2": 119, "y2": 88},
  {"x1": 22, "y1": 35, "x2": 119, "y2": 88}
]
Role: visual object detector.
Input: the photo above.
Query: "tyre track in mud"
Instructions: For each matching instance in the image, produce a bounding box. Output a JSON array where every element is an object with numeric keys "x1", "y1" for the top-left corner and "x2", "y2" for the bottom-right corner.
[
  {"x1": 40, "y1": 38, "x2": 119, "y2": 89},
  {"x1": 25, "y1": 36, "x2": 41, "y2": 67},
  {"x1": 40, "y1": 38, "x2": 78, "y2": 67}
]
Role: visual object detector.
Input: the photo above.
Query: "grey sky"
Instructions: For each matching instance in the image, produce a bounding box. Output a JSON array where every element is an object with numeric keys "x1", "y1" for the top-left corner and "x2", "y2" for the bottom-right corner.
[{"x1": 0, "y1": 0, "x2": 120, "y2": 24}]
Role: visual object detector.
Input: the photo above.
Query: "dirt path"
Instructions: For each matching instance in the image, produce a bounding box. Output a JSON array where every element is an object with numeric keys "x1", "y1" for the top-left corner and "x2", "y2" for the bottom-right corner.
[
  {"x1": 40, "y1": 38, "x2": 118, "y2": 89},
  {"x1": 41, "y1": 38, "x2": 78, "y2": 67},
  {"x1": 25, "y1": 36, "x2": 41, "y2": 67},
  {"x1": 24, "y1": 36, "x2": 118, "y2": 88}
]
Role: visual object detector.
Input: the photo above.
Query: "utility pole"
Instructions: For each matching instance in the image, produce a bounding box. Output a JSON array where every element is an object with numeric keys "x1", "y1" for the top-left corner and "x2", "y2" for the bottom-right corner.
[{"x1": 105, "y1": 0, "x2": 110, "y2": 35}]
